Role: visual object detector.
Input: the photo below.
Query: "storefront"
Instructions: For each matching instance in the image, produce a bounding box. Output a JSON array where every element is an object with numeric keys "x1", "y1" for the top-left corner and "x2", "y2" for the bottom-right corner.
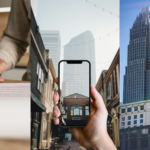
[{"x1": 31, "y1": 112, "x2": 41, "y2": 150}]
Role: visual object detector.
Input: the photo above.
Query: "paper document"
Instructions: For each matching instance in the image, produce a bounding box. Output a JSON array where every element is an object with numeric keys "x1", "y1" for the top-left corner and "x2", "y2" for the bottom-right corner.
[{"x1": 0, "y1": 83, "x2": 30, "y2": 139}]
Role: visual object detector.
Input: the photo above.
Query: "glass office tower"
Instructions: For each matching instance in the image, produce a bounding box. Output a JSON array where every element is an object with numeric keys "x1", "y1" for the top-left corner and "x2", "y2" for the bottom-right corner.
[
  {"x1": 62, "y1": 31, "x2": 96, "y2": 97},
  {"x1": 123, "y1": 6, "x2": 150, "y2": 104},
  {"x1": 41, "y1": 30, "x2": 61, "y2": 76}
]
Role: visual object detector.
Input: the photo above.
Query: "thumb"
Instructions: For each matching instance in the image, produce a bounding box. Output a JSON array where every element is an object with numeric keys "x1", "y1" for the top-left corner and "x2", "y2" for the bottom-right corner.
[
  {"x1": 90, "y1": 85, "x2": 106, "y2": 111},
  {"x1": 0, "y1": 59, "x2": 7, "y2": 74}
]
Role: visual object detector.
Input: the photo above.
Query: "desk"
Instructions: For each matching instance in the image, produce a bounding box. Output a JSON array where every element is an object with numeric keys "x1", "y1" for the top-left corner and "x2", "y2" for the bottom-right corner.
[
  {"x1": 0, "y1": 139, "x2": 30, "y2": 150},
  {"x1": 4, "y1": 79, "x2": 30, "y2": 83}
]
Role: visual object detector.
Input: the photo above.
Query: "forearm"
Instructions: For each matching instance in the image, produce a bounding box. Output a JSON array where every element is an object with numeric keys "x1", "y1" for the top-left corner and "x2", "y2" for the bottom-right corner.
[
  {"x1": 0, "y1": 36, "x2": 27, "y2": 70},
  {"x1": 0, "y1": 0, "x2": 30, "y2": 70}
]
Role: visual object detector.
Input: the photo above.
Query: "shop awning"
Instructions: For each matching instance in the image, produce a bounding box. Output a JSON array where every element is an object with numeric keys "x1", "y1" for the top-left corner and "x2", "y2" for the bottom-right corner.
[{"x1": 31, "y1": 92, "x2": 46, "y2": 112}]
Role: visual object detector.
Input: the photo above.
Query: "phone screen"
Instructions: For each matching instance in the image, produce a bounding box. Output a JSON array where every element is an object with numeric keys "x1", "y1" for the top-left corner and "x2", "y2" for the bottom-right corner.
[{"x1": 58, "y1": 60, "x2": 91, "y2": 126}]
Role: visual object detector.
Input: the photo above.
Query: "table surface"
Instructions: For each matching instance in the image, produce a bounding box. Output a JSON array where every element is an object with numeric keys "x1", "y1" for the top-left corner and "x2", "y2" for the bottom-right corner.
[
  {"x1": 0, "y1": 139, "x2": 30, "y2": 150},
  {"x1": 4, "y1": 79, "x2": 30, "y2": 83}
]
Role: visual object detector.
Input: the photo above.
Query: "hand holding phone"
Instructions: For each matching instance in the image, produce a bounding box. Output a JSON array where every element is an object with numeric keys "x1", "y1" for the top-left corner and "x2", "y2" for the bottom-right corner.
[{"x1": 53, "y1": 79, "x2": 117, "y2": 150}]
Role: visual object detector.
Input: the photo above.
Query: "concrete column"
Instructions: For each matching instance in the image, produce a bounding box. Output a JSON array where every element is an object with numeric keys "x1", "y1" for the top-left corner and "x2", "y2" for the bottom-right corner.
[
  {"x1": 114, "y1": 118, "x2": 120, "y2": 147},
  {"x1": 113, "y1": 70, "x2": 116, "y2": 96},
  {"x1": 110, "y1": 74, "x2": 113, "y2": 99},
  {"x1": 47, "y1": 113, "x2": 50, "y2": 148},
  {"x1": 103, "y1": 83, "x2": 107, "y2": 105},
  {"x1": 116, "y1": 64, "x2": 120, "y2": 96}
]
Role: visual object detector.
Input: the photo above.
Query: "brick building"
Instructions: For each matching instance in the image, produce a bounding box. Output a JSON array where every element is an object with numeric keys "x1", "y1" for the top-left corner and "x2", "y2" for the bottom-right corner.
[
  {"x1": 64, "y1": 93, "x2": 89, "y2": 122},
  {"x1": 95, "y1": 49, "x2": 120, "y2": 149}
]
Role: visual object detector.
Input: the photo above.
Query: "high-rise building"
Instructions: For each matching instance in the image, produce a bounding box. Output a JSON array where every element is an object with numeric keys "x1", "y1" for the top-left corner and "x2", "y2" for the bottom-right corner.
[
  {"x1": 123, "y1": 6, "x2": 150, "y2": 104},
  {"x1": 62, "y1": 31, "x2": 96, "y2": 97},
  {"x1": 41, "y1": 30, "x2": 61, "y2": 76},
  {"x1": 31, "y1": 0, "x2": 38, "y2": 18},
  {"x1": 120, "y1": 6, "x2": 150, "y2": 150}
]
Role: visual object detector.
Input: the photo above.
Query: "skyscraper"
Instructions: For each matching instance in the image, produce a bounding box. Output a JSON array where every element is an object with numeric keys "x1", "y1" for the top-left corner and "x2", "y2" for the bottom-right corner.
[
  {"x1": 31, "y1": 0, "x2": 38, "y2": 18},
  {"x1": 41, "y1": 30, "x2": 61, "y2": 76},
  {"x1": 62, "y1": 31, "x2": 96, "y2": 97},
  {"x1": 120, "y1": 6, "x2": 150, "y2": 131},
  {"x1": 123, "y1": 6, "x2": 150, "y2": 104}
]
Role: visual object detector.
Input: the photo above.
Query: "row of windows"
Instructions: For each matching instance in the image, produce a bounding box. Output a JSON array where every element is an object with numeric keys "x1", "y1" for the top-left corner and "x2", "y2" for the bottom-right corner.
[
  {"x1": 121, "y1": 105, "x2": 144, "y2": 113},
  {"x1": 70, "y1": 105, "x2": 89, "y2": 116},
  {"x1": 121, "y1": 119, "x2": 143, "y2": 126},
  {"x1": 122, "y1": 114, "x2": 143, "y2": 121},
  {"x1": 37, "y1": 62, "x2": 44, "y2": 93}
]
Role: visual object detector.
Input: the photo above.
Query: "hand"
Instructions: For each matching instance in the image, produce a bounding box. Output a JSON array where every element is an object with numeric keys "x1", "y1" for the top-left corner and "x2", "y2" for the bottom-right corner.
[
  {"x1": 0, "y1": 59, "x2": 7, "y2": 83},
  {"x1": 53, "y1": 77, "x2": 117, "y2": 150}
]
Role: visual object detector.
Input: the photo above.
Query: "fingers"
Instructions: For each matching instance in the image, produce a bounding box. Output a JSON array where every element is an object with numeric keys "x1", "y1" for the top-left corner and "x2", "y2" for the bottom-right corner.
[
  {"x1": 53, "y1": 78, "x2": 60, "y2": 125},
  {"x1": 53, "y1": 91, "x2": 59, "y2": 102},
  {"x1": 0, "y1": 59, "x2": 7, "y2": 74},
  {"x1": 90, "y1": 85, "x2": 106, "y2": 112},
  {"x1": 53, "y1": 105, "x2": 61, "y2": 125},
  {"x1": 54, "y1": 118, "x2": 59, "y2": 124},
  {"x1": 0, "y1": 77, "x2": 4, "y2": 83},
  {"x1": 0, "y1": 59, "x2": 7, "y2": 83},
  {"x1": 53, "y1": 105, "x2": 61, "y2": 118}
]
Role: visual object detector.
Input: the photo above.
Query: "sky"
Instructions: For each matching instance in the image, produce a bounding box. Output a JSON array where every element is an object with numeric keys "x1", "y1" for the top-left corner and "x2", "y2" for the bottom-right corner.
[
  {"x1": 120, "y1": 0, "x2": 150, "y2": 102},
  {"x1": 36, "y1": 0, "x2": 119, "y2": 84}
]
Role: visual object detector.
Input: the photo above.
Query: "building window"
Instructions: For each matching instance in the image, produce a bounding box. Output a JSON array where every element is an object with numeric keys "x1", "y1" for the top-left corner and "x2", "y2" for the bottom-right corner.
[
  {"x1": 140, "y1": 114, "x2": 143, "y2": 118},
  {"x1": 122, "y1": 117, "x2": 125, "y2": 121},
  {"x1": 127, "y1": 107, "x2": 132, "y2": 112},
  {"x1": 140, "y1": 105, "x2": 144, "y2": 110},
  {"x1": 130, "y1": 140, "x2": 137, "y2": 149},
  {"x1": 106, "y1": 78, "x2": 111, "y2": 100},
  {"x1": 121, "y1": 108, "x2": 126, "y2": 113},
  {"x1": 140, "y1": 119, "x2": 143, "y2": 123},
  {"x1": 134, "y1": 120, "x2": 137, "y2": 124},
  {"x1": 128, "y1": 121, "x2": 131, "y2": 125},
  {"x1": 141, "y1": 128, "x2": 148, "y2": 135},
  {"x1": 71, "y1": 105, "x2": 82, "y2": 116},
  {"x1": 128, "y1": 116, "x2": 131, "y2": 120},
  {"x1": 134, "y1": 126, "x2": 137, "y2": 128},
  {"x1": 134, "y1": 106, "x2": 138, "y2": 111},
  {"x1": 134, "y1": 115, "x2": 137, "y2": 119},
  {"x1": 140, "y1": 124, "x2": 143, "y2": 126},
  {"x1": 121, "y1": 122, "x2": 125, "y2": 126},
  {"x1": 141, "y1": 139, "x2": 148, "y2": 148},
  {"x1": 85, "y1": 106, "x2": 89, "y2": 116},
  {"x1": 37, "y1": 62, "x2": 44, "y2": 93},
  {"x1": 128, "y1": 126, "x2": 130, "y2": 128}
]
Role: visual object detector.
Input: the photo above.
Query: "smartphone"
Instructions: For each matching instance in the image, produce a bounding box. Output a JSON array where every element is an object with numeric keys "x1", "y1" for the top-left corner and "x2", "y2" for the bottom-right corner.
[{"x1": 58, "y1": 60, "x2": 91, "y2": 126}]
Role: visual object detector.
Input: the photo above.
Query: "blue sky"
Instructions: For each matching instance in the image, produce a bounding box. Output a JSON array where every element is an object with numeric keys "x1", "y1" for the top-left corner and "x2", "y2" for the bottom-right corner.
[{"x1": 120, "y1": 0, "x2": 150, "y2": 102}]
